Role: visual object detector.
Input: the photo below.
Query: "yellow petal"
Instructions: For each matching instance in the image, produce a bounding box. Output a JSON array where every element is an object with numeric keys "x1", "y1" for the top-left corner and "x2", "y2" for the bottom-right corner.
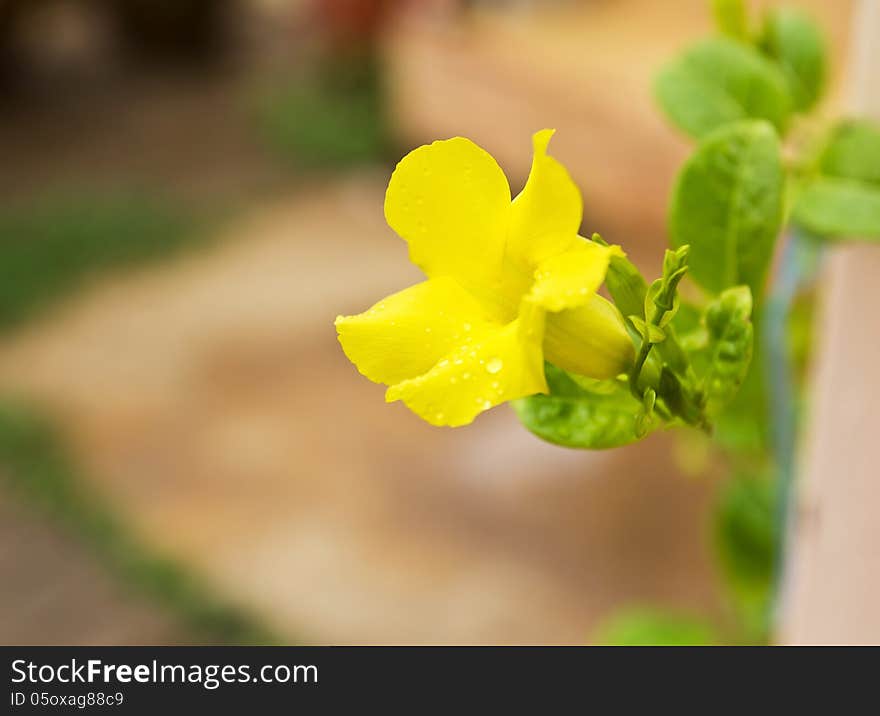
[
  {"x1": 336, "y1": 277, "x2": 495, "y2": 386},
  {"x1": 530, "y1": 240, "x2": 623, "y2": 312},
  {"x1": 544, "y1": 294, "x2": 635, "y2": 379},
  {"x1": 384, "y1": 137, "x2": 511, "y2": 286},
  {"x1": 385, "y1": 300, "x2": 548, "y2": 427},
  {"x1": 508, "y1": 129, "x2": 584, "y2": 266}
]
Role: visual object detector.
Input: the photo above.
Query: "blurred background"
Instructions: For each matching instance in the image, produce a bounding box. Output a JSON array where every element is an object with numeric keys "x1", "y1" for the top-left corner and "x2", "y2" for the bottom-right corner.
[{"x1": 0, "y1": 0, "x2": 856, "y2": 645}]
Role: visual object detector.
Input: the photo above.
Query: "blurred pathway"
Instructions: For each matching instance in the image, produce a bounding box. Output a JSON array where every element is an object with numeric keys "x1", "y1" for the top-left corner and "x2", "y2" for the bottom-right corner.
[
  {"x1": 0, "y1": 492, "x2": 185, "y2": 645},
  {"x1": 0, "y1": 176, "x2": 723, "y2": 644}
]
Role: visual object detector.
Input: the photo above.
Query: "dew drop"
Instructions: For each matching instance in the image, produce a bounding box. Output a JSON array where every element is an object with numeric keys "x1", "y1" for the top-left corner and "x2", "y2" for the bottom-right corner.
[
  {"x1": 463, "y1": 322, "x2": 472, "y2": 332},
  {"x1": 486, "y1": 358, "x2": 503, "y2": 374},
  {"x1": 462, "y1": 372, "x2": 472, "y2": 380}
]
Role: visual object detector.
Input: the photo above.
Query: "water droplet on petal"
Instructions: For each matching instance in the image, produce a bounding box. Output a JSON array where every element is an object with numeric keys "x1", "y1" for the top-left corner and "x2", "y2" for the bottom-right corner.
[{"x1": 486, "y1": 358, "x2": 503, "y2": 374}]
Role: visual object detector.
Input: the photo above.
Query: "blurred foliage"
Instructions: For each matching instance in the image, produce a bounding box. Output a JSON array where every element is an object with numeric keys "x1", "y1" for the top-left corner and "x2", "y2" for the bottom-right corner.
[
  {"x1": 0, "y1": 399, "x2": 280, "y2": 645},
  {"x1": 713, "y1": 471, "x2": 776, "y2": 642},
  {"x1": 758, "y1": 7, "x2": 827, "y2": 112},
  {"x1": 712, "y1": 0, "x2": 748, "y2": 41},
  {"x1": 817, "y1": 119, "x2": 880, "y2": 184},
  {"x1": 514, "y1": 364, "x2": 651, "y2": 450},
  {"x1": 593, "y1": 608, "x2": 718, "y2": 646},
  {"x1": 793, "y1": 177, "x2": 880, "y2": 239},
  {"x1": 627, "y1": 0, "x2": 854, "y2": 646},
  {"x1": 655, "y1": 38, "x2": 792, "y2": 139},
  {"x1": 668, "y1": 121, "x2": 784, "y2": 296},
  {"x1": 253, "y1": 62, "x2": 389, "y2": 169},
  {"x1": 0, "y1": 191, "x2": 207, "y2": 331}
]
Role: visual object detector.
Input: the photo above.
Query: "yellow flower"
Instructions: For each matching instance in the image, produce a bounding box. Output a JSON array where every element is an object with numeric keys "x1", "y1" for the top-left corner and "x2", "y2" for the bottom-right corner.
[{"x1": 335, "y1": 130, "x2": 634, "y2": 427}]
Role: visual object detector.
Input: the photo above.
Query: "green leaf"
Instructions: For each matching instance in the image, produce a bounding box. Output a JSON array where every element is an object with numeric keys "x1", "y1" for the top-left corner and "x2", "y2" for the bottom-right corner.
[
  {"x1": 672, "y1": 301, "x2": 708, "y2": 352},
  {"x1": 792, "y1": 177, "x2": 880, "y2": 239},
  {"x1": 713, "y1": 471, "x2": 776, "y2": 641},
  {"x1": 593, "y1": 607, "x2": 718, "y2": 646},
  {"x1": 715, "y1": 473, "x2": 776, "y2": 593},
  {"x1": 513, "y1": 364, "x2": 655, "y2": 450},
  {"x1": 818, "y1": 119, "x2": 880, "y2": 185},
  {"x1": 713, "y1": 322, "x2": 772, "y2": 457},
  {"x1": 669, "y1": 120, "x2": 785, "y2": 295},
  {"x1": 712, "y1": 0, "x2": 748, "y2": 40},
  {"x1": 701, "y1": 286, "x2": 754, "y2": 414},
  {"x1": 791, "y1": 120, "x2": 880, "y2": 239},
  {"x1": 655, "y1": 38, "x2": 792, "y2": 139},
  {"x1": 759, "y1": 8, "x2": 827, "y2": 111}
]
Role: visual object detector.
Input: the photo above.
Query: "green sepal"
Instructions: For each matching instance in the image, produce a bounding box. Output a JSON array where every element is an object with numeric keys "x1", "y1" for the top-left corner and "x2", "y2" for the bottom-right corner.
[{"x1": 593, "y1": 233, "x2": 647, "y2": 320}]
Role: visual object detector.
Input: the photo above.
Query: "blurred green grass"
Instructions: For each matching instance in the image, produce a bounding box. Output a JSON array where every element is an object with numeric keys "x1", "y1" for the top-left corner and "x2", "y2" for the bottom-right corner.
[
  {"x1": 252, "y1": 63, "x2": 389, "y2": 169},
  {"x1": 0, "y1": 399, "x2": 280, "y2": 644},
  {"x1": 0, "y1": 191, "x2": 208, "y2": 331},
  {"x1": 0, "y1": 189, "x2": 281, "y2": 643}
]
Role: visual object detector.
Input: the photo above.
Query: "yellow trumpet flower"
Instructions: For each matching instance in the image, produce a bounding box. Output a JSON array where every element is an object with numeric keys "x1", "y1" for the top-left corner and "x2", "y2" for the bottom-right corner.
[{"x1": 335, "y1": 130, "x2": 635, "y2": 427}]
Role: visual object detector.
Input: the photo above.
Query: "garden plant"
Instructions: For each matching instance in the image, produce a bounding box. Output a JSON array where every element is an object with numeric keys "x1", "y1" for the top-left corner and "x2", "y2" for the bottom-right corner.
[{"x1": 337, "y1": 0, "x2": 880, "y2": 644}]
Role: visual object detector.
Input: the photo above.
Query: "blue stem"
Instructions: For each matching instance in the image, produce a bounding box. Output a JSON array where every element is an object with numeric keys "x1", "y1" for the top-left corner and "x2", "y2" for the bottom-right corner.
[{"x1": 763, "y1": 229, "x2": 822, "y2": 615}]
